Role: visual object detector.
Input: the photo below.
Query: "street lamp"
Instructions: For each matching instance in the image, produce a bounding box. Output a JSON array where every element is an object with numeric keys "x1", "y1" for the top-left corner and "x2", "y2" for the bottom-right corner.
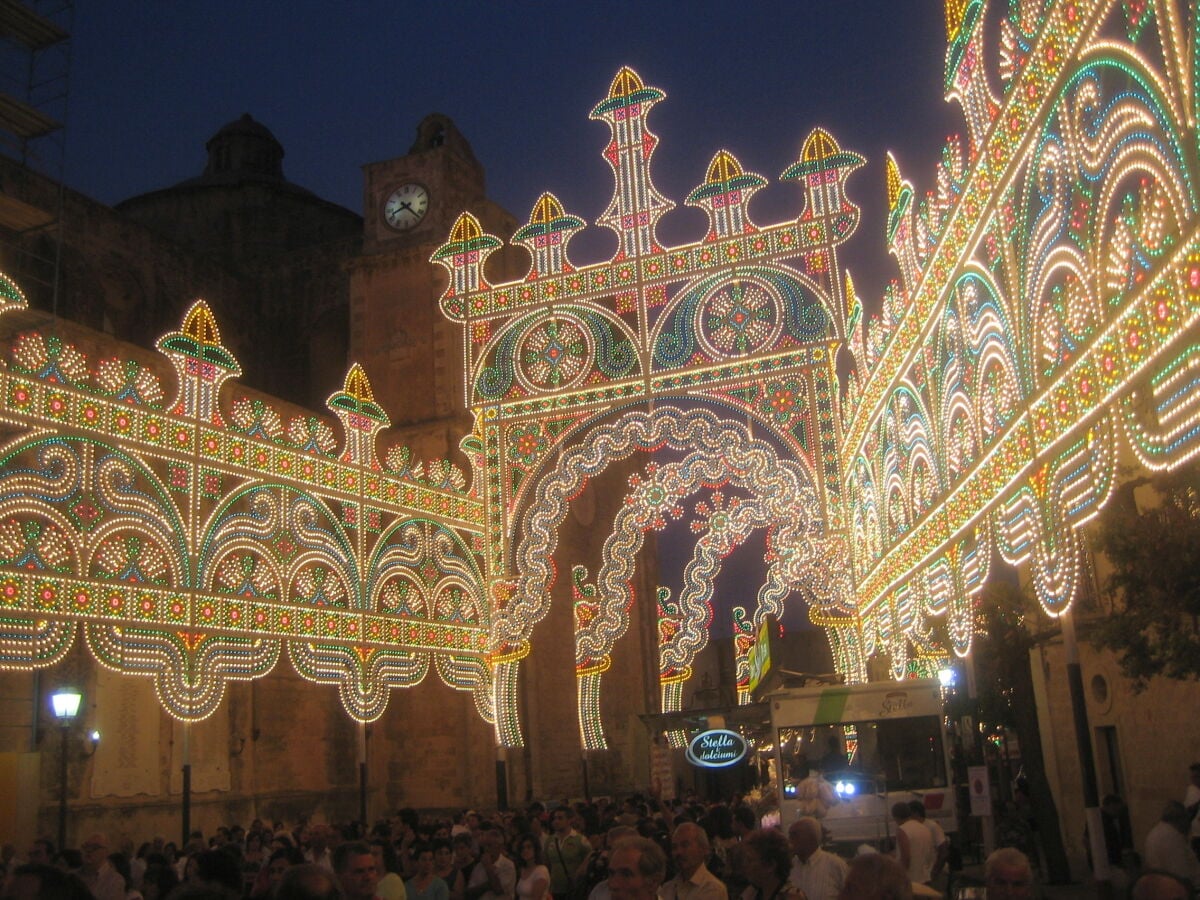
[{"x1": 50, "y1": 687, "x2": 82, "y2": 853}]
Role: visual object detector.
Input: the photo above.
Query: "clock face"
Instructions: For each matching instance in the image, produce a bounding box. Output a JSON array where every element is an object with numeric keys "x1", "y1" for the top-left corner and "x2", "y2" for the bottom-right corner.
[{"x1": 383, "y1": 183, "x2": 430, "y2": 231}]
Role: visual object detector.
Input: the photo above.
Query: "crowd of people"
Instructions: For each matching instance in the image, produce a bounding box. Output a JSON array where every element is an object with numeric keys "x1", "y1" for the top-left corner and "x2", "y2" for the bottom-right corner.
[{"x1": 0, "y1": 785, "x2": 1195, "y2": 900}]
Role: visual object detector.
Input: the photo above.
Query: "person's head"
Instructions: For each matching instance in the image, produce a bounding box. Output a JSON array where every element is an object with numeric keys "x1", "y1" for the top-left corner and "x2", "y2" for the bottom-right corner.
[
  {"x1": 24, "y1": 838, "x2": 54, "y2": 866},
  {"x1": 265, "y1": 847, "x2": 303, "y2": 889},
  {"x1": 305, "y1": 824, "x2": 334, "y2": 853},
  {"x1": 787, "y1": 817, "x2": 822, "y2": 863},
  {"x1": 670, "y1": 822, "x2": 709, "y2": 879},
  {"x1": 479, "y1": 826, "x2": 507, "y2": 861},
  {"x1": 369, "y1": 837, "x2": 399, "y2": 876},
  {"x1": 1190, "y1": 763, "x2": 1200, "y2": 787},
  {"x1": 79, "y1": 834, "x2": 110, "y2": 874},
  {"x1": 985, "y1": 847, "x2": 1033, "y2": 899},
  {"x1": 514, "y1": 834, "x2": 543, "y2": 867},
  {"x1": 739, "y1": 830, "x2": 792, "y2": 888},
  {"x1": 1131, "y1": 870, "x2": 1195, "y2": 900},
  {"x1": 452, "y1": 832, "x2": 476, "y2": 866},
  {"x1": 731, "y1": 806, "x2": 757, "y2": 836},
  {"x1": 551, "y1": 806, "x2": 573, "y2": 835},
  {"x1": 607, "y1": 837, "x2": 666, "y2": 900},
  {"x1": 838, "y1": 853, "x2": 912, "y2": 900},
  {"x1": 333, "y1": 841, "x2": 378, "y2": 900},
  {"x1": 3, "y1": 862, "x2": 93, "y2": 900},
  {"x1": 432, "y1": 837, "x2": 455, "y2": 871},
  {"x1": 275, "y1": 863, "x2": 342, "y2": 900},
  {"x1": 908, "y1": 801, "x2": 927, "y2": 822},
  {"x1": 1161, "y1": 800, "x2": 1191, "y2": 833},
  {"x1": 890, "y1": 802, "x2": 912, "y2": 823},
  {"x1": 413, "y1": 842, "x2": 436, "y2": 876}
]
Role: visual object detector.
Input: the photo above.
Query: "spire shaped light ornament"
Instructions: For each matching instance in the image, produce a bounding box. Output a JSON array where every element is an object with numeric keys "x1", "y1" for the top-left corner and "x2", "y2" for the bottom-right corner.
[
  {"x1": 944, "y1": 0, "x2": 969, "y2": 42},
  {"x1": 327, "y1": 363, "x2": 389, "y2": 468},
  {"x1": 432, "y1": 212, "x2": 504, "y2": 306},
  {"x1": 781, "y1": 127, "x2": 865, "y2": 224},
  {"x1": 0, "y1": 271, "x2": 29, "y2": 317},
  {"x1": 884, "y1": 153, "x2": 923, "y2": 298},
  {"x1": 512, "y1": 193, "x2": 586, "y2": 279},
  {"x1": 156, "y1": 300, "x2": 242, "y2": 425},
  {"x1": 685, "y1": 150, "x2": 766, "y2": 240},
  {"x1": 781, "y1": 128, "x2": 866, "y2": 328},
  {"x1": 590, "y1": 67, "x2": 674, "y2": 260},
  {"x1": 944, "y1": 0, "x2": 998, "y2": 153}
]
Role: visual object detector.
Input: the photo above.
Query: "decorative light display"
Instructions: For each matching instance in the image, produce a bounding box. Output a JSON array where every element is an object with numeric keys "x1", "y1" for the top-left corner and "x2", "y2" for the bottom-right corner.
[
  {"x1": 435, "y1": 66, "x2": 870, "y2": 747},
  {"x1": 0, "y1": 283, "x2": 489, "y2": 722},
  {"x1": 435, "y1": 2, "x2": 1198, "y2": 748},
  {"x1": 1, "y1": 0, "x2": 1197, "y2": 750},
  {"x1": 847, "y1": 0, "x2": 1200, "y2": 651}
]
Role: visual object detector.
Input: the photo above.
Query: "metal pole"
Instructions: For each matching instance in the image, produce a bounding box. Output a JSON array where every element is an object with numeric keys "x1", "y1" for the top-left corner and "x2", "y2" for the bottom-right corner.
[
  {"x1": 964, "y1": 653, "x2": 995, "y2": 856},
  {"x1": 581, "y1": 751, "x2": 591, "y2": 803},
  {"x1": 58, "y1": 724, "x2": 69, "y2": 852},
  {"x1": 358, "y1": 723, "x2": 368, "y2": 828},
  {"x1": 495, "y1": 746, "x2": 509, "y2": 811},
  {"x1": 1062, "y1": 611, "x2": 1111, "y2": 894},
  {"x1": 181, "y1": 723, "x2": 191, "y2": 846}
]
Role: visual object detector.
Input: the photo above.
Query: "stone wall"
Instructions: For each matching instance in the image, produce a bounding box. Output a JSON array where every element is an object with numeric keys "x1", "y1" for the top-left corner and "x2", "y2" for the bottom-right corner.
[{"x1": 1032, "y1": 634, "x2": 1200, "y2": 878}]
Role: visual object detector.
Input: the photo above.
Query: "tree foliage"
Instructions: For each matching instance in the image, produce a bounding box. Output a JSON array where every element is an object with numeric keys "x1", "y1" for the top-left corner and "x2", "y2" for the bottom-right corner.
[
  {"x1": 951, "y1": 579, "x2": 1071, "y2": 884},
  {"x1": 1089, "y1": 462, "x2": 1200, "y2": 687}
]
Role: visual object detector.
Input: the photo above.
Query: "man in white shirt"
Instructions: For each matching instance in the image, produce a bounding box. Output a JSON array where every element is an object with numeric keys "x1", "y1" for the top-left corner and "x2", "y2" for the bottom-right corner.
[
  {"x1": 1145, "y1": 802, "x2": 1200, "y2": 887},
  {"x1": 467, "y1": 827, "x2": 517, "y2": 900},
  {"x1": 660, "y1": 822, "x2": 727, "y2": 900},
  {"x1": 1184, "y1": 763, "x2": 1200, "y2": 860},
  {"x1": 786, "y1": 817, "x2": 846, "y2": 900},
  {"x1": 908, "y1": 801, "x2": 948, "y2": 882},
  {"x1": 78, "y1": 833, "x2": 125, "y2": 900},
  {"x1": 892, "y1": 802, "x2": 934, "y2": 886}
]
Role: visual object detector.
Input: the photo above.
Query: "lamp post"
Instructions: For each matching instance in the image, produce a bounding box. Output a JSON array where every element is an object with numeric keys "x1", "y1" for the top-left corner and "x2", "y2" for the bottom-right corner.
[
  {"x1": 357, "y1": 722, "x2": 367, "y2": 828},
  {"x1": 50, "y1": 687, "x2": 82, "y2": 853}
]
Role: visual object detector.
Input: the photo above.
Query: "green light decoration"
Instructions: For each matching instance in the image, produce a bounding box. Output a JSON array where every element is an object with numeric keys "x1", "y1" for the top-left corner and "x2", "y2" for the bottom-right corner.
[{"x1": 0, "y1": 1, "x2": 1197, "y2": 749}]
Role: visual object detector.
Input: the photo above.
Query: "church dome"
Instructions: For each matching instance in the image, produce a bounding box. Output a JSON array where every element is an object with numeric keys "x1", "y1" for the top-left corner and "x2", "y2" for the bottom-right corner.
[{"x1": 203, "y1": 113, "x2": 285, "y2": 181}]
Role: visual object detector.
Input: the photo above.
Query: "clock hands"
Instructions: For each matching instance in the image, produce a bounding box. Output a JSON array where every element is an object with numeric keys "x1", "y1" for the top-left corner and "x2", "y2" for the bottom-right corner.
[{"x1": 383, "y1": 185, "x2": 427, "y2": 230}]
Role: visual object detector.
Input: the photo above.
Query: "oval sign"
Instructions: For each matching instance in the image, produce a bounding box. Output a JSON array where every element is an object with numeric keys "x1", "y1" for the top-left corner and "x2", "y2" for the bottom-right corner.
[{"x1": 686, "y1": 729, "x2": 747, "y2": 768}]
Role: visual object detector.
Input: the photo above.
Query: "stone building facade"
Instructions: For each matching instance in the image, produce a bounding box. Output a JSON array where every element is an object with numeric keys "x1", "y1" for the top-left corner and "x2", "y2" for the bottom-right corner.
[{"x1": 0, "y1": 110, "x2": 660, "y2": 844}]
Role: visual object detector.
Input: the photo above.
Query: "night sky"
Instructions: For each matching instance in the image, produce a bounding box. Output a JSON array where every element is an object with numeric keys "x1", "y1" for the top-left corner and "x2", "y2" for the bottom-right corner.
[
  {"x1": 68, "y1": 1, "x2": 963, "y2": 306},
  {"x1": 65, "y1": 2, "x2": 966, "y2": 639}
]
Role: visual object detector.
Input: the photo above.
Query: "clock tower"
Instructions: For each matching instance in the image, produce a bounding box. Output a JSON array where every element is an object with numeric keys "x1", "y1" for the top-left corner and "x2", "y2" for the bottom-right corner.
[{"x1": 351, "y1": 114, "x2": 518, "y2": 431}]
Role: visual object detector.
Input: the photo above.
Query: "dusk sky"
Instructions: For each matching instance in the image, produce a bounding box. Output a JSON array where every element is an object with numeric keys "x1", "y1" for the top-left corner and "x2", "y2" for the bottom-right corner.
[
  {"x1": 67, "y1": 2, "x2": 963, "y2": 306},
  {"x1": 64, "y1": 2, "x2": 967, "y2": 636}
]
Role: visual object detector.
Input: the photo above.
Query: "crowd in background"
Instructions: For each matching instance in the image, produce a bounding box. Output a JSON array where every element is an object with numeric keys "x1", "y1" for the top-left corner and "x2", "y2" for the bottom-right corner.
[
  {"x1": 1, "y1": 794, "x2": 743, "y2": 900},
  {"x1": 0, "y1": 786, "x2": 1195, "y2": 900}
]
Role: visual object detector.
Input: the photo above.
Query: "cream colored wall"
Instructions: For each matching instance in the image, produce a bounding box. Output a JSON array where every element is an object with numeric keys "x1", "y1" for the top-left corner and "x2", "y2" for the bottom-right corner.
[{"x1": 1032, "y1": 636, "x2": 1200, "y2": 876}]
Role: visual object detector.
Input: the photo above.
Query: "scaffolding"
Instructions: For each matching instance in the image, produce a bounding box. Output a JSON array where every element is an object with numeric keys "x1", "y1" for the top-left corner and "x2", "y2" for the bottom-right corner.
[{"x1": 0, "y1": 0, "x2": 72, "y2": 310}]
